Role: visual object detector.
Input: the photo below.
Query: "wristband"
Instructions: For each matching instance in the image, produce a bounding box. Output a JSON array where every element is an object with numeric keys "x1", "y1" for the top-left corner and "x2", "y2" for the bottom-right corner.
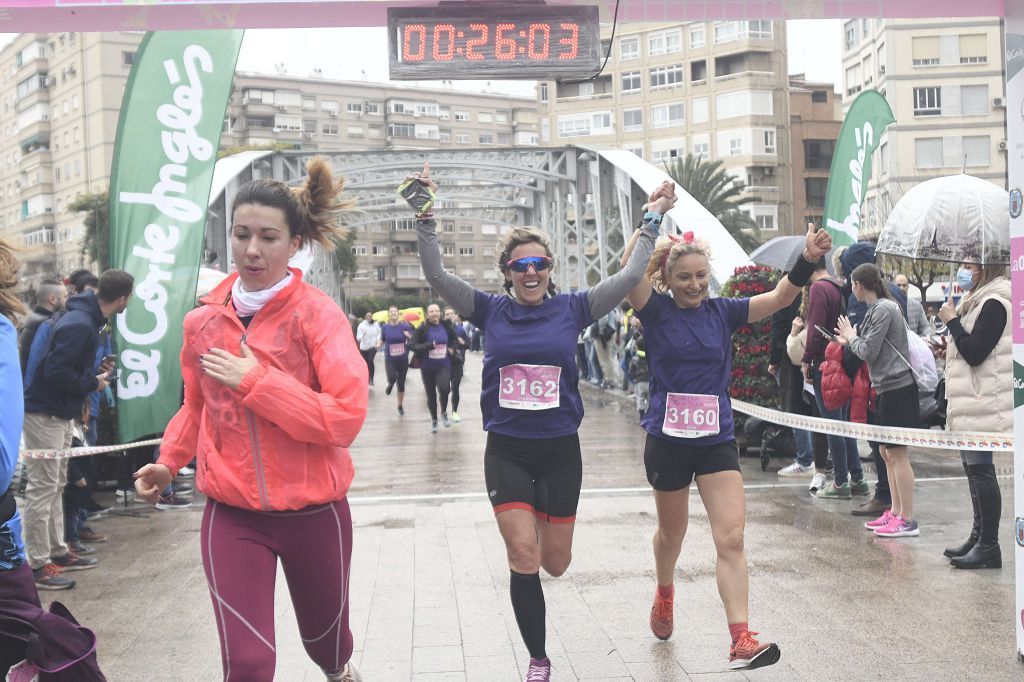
[
  {"x1": 787, "y1": 252, "x2": 817, "y2": 287},
  {"x1": 643, "y1": 210, "x2": 663, "y2": 225}
]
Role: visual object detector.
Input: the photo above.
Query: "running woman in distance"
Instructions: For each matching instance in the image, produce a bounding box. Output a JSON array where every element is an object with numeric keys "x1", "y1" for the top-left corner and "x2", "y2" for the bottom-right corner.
[{"x1": 378, "y1": 305, "x2": 413, "y2": 415}]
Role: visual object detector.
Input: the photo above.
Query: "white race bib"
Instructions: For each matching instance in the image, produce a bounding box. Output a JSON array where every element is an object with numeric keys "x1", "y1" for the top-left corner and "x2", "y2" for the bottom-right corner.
[
  {"x1": 498, "y1": 364, "x2": 561, "y2": 410},
  {"x1": 662, "y1": 392, "x2": 720, "y2": 438}
]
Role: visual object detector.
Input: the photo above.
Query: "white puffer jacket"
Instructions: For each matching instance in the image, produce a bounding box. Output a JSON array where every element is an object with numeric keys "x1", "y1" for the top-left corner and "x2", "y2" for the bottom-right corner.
[{"x1": 944, "y1": 277, "x2": 1011, "y2": 434}]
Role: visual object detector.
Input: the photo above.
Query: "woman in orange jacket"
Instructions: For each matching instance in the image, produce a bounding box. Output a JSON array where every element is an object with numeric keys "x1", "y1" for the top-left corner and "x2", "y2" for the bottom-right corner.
[{"x1": 134, "y1": 158, "x2": 368, "y2": 682}]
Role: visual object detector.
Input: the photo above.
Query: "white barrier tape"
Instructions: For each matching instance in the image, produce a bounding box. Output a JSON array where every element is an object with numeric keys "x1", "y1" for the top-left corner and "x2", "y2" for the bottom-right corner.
[
  {"x1": 731, "y1": 400, "x2": 1014, "y2": 452},
  {"x1": 20, "y1": 438, "x2": 163, "y2": 461}
]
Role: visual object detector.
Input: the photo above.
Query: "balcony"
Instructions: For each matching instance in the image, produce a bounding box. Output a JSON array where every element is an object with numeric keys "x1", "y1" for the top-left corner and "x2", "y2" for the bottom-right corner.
[
  {"x1": 393, "y1": 277, "x2": 426, "y2": 291},
  {"x1": 16, "y1": 86, "x2": 49, "y2": 113},
  {"x1": 713, "y1": 71, "x2": 777, "y2": 88},
  {"x1": 19, "y1": 143, "x2": 50, "y2": 166}
]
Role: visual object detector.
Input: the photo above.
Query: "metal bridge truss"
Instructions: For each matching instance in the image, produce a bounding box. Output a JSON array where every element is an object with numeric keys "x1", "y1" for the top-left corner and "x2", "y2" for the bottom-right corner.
[{"x1": 206, "y1": 147, "x2": 657, "y2": 303}]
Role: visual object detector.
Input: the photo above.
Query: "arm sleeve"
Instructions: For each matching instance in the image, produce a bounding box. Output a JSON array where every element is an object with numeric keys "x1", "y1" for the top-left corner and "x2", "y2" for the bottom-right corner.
[
  {"x1": 801, "y1": 285, "x2": 828, "y2": 365},
  {"x1": 157, "y1": 318, "x2": 205, "y2": 477},
  {"x1": 237, "y1": 305, "x2": 369, "y2": 447},
  {"x1": 847, "y1": 305, "x2": 892, "y2": 364},
  {"x1": 416, "y1": 217, "x2": 477, "y2": 317},
  {"x1": 946, "y1": 299, "x2": 1007, "y2": 367},
  {"x1": 586, "y1": 226, "x2": 657, "y2": 320},
  {"x1": 909, "y1": 299, "x2": 930, "y2": 336},
  {"x1": 41, "y1": 323, "x2": 98, "y2": 397},
  {"x1": 0, "y1": 322, "x2": 21, "y2": 492}
]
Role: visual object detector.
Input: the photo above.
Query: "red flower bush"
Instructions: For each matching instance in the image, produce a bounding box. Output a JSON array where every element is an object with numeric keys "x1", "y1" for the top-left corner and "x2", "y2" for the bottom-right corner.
[{"x1": 721, "y1": 264, "x2": 779, "y2": 410}]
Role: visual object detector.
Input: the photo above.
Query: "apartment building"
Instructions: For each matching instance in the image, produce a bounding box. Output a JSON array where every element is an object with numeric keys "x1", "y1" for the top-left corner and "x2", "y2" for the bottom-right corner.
[
  {"x1": 841, "y1": 18, "x2": 1007, "y2": 237},
  {"x1": 789, "y1": 75, "x2": 842, "y2": 234},
  {"x1": 0, "y1": 31, "x2": 143, "y2": 284},
  {"x1": 538, "y1": 20, "x2": 794, "y2": 236}
]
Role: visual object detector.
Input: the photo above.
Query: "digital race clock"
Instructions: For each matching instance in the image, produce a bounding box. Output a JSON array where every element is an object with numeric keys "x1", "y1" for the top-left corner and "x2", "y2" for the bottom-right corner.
[{"x1": 387, "y1": 5, "x2": 602, "y2": 80}]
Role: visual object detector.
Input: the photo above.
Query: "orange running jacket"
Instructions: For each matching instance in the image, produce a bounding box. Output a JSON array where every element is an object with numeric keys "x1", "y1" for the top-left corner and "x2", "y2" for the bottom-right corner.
[{"x1": 158, "y1": 268, "x2": 368, "y2": 511}]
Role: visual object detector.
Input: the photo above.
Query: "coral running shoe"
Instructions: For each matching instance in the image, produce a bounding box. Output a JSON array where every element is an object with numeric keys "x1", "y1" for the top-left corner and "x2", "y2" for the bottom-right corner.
[
  {"x1": 649, "y1": 589, "x2": 674, "y2": 640},
  {"x1": 525, "y1": 657, "x2": 550, "y2": 681},
  {"x1": 728, "y1": 630, "x2": 780, "y2": 670}
]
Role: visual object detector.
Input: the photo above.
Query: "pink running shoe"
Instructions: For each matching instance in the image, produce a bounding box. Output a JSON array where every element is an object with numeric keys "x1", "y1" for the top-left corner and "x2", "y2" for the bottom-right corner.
[
  {"x1": 525, "y1": 657, "x2": 551, "y2": 681},
  {"x1": 864, "y1": 509, "x2": 894, "y2": 530}
]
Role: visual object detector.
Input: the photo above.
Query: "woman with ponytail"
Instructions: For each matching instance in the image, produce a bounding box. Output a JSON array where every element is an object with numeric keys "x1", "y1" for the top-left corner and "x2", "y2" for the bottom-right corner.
[
  {"x1": 836, "y1": 263, "x2": 920, "y2": 540},
  {"x1": 405, "y1": 162, "x2": 673, "y2": 682},
  {"x1": 623, "y1": 221, "x2": 831, "y2": 671},
  {"x1": 134, "y1": 158, "x2": 368, "y2": 681}
]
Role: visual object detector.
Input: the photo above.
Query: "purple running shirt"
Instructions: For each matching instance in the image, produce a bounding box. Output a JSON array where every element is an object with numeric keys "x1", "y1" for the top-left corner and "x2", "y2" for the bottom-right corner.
[
  {"x1": 381, "y1": 322, "x2": 413, "y2": 360},
  {"x1": 635, "y1": 293, "x2": 749, "y2": 446},
  {"x1": 470, "y1": 289, "x2": 593, "y2": 438}
]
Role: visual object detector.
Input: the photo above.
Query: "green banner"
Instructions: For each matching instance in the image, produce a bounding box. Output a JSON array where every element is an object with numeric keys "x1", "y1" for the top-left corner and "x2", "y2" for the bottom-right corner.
[
  {"x1": 109, "y1": 30, "x2": 243, "y2": 442},
  {"x1": 822, "y1": 90, "x2": 895, "y2": 246}
]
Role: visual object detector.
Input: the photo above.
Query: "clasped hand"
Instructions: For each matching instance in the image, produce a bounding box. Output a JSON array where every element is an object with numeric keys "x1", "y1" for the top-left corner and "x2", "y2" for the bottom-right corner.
[{"x1": 201, "y1": 341, "x2": 259, "y2": 389}]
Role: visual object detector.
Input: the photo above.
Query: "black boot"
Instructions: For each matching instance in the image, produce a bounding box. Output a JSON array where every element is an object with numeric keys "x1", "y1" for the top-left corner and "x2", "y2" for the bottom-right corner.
[
  {"x1": 951, "y1": 463, "x2": 1001, "y2": 569},
  {"x1": 944, "y1": 462, "x2": 980, "y2": 559}
]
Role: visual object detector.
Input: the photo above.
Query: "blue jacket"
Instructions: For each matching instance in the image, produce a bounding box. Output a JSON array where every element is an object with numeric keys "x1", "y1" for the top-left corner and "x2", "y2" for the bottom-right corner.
[
  {"x1": 24, "y1": 292, "x2": 106, "y2": 420},
  {"x1": 0, "y1": 316, "x2": 26, "y2": 568}
]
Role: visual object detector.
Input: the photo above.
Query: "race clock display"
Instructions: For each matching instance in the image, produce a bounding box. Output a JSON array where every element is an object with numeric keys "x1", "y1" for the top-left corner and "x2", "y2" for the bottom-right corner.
[{"x1": 387, "y1": 5, "x2": 601, "y2": 80}]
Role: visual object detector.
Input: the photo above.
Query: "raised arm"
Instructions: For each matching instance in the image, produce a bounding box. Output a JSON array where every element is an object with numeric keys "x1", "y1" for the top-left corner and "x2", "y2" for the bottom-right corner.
[
  {"x1": 587, "y1": 220, "x2": 660, "y2": 319},
  {"x1": 615, "y1": 181, "x2": 677, "y2": 313},
  {"x1": 747, "y1": 223, "x2": 831, "y2": 323}
]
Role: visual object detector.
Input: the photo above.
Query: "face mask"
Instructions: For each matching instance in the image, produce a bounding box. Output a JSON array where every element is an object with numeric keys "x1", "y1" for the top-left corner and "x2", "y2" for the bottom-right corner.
[{"x1": 956, "y1": 268, "x2": 977, "y2": 292}]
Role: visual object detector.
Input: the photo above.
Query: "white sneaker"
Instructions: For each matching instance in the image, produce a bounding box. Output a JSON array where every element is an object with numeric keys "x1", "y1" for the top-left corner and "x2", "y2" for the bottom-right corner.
[
  {"x1": 178, "y1": 466, "x2": 195, "y2": 477},
  {"x1": 808, "y1": 472, "x2": 827, "y2": 493},
  {"x1": 778, "y1": 462, "x2": 812, "y2": 477}
]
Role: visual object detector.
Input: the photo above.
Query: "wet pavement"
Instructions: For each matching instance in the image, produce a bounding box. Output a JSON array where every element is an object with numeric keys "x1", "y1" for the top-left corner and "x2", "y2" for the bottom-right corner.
[{"x1": 35, "y1": 353, "x2": 1021, "y2": 680}]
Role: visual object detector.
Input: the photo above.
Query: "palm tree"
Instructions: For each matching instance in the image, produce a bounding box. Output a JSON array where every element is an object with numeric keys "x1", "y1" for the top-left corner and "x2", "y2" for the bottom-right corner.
[
  {"x1": 664, "y1": 154, "x2": 762, "y2": 252},
  {"x1": 71, "y1": 191, "x2": 110, "y2": 270}
]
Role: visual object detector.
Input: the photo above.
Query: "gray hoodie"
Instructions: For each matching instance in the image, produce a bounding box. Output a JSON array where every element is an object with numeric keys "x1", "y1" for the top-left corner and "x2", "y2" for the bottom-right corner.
[{"x1": 847, "y1": 297, "x2": 915, "y2": 394}]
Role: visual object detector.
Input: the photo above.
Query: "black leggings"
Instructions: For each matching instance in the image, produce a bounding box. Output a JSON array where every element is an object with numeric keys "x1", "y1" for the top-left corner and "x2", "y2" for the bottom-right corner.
[
  {"x1": 420, "y1": 366, "x2": 451, "y2": 421},
  {"x1": 450, "y1": 361, "x2": 464, "y2": 411},
  {"x1": 360, "y1": 348, "x2": 376, "y2": 383},
  {"x1": 385, "y1": 357, "x2": 409, "y2": 393}
]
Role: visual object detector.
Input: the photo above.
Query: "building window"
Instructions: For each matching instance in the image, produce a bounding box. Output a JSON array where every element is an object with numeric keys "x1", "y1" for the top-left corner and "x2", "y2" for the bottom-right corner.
[
  {"x1": 961, "y1": 84, "x2": 989, "y2": 115},
  {"x1": 388, "y1": 123, "x2": 415, "y2": 137},
  {"x1": 322, "y1": 123, "x2": 338, "y2": 135},
  {"x1": 963, "y1": 135, "x2": 991, "y2": 166},
  {"x1": 879, "y1": 141, "x2": 888, "y2": 174},
  {"x1": 620, "y1": 36, "x2": 639, "y2": 60},
  {"x1": 692, "y1": 97, "x2": 708, "y2": 123},
  {"x1": 539, "y1": 83, "x2": 548, "y2": 102},
  {"x1": 577, "y1": 82, "x2": 593, "y2": 98},
  {"x1": 915, "y1": 137, "x2": 943, "y2": 168},
  {"x1": 959, "y1": 34, "x2": 988, "y2": 64},
  {"x1": 556, "y1": 111, "x2": 612, "y2": 138},
  {"x1": 622, "y1": 108, "x2": 643, "y2": 132},
  {"x1": 690, "y1": 25, "x2": 705, "y2": 49},
  {"x1": 650, "y1": 102, "x2": 684, "y2": 128},
  {"x1": 805, "y1": 178, "x2": 828, "y2": 208},
  {"x1": 478, "y1": 112, "x2": 493, "y2": 123},
  {"x1": 805, "y1": 139, "x2": 836, "y2": 170},
  {"x1": 454, "y1": 111, "x2": 470, "y2": 121},
  {"x1": 439, "y1": 132, "x2": 451, "y2": 143},
  {"x1": 455, "y1": 133, "x2": 470, "y2": 144},
  {"x1": 479, "y1": 134, "x2": 494, "y2": 145},
  {"x1": 913, "y1": 87, "x2": 941, "y2": 116},
  {"x1": 497, "y1": 133, "x2": 511, "y2": 145},
  {"x1": 459, "y1": 224, "x2": 474, "y2": 234},
  {"x1": 715, "y1": 90, "x2": 773, "y2": 118},
  {"x1": 811, "y1": 90, "x2": 828, "y2": 103},
  {"x1": 844, "y1": 20, "x2": 858, "y2": 50},
  {"x1": 649, "y1": 64, "x2": 683, "y2": 89},
  {"x1": 442, "y1": 245, "x2": 455, "y2": 256},
  {"x1": 651, "y1": 147, "x2": 683, "y2": 164},
  {"x1": 459, "y1": 246, "x2": 474, "y2": 256},
  {"x1": 351, "y1": 245, "x2": 368, "y2": 256},
  {"x1": 346, "y1": 102, "x2": 362, "y2": 113},
  {"x1": 762, "y1": 129, "x2": 776, "y2": 154},
  {"x1": 364, "y1": 102, "x2": 381, "y2": 115},
  {"x1": 621, "y1": 71, "x2": 641, "y2": 93},
  {"x1": 302, "y1": 97, "x2": 316, "y2": 110},
  {"x1": 911, "y1": 36, "x2": 940, "y2": 66},
  {"x1": 729, "y1": 137, "x2": 743, "y2": 155},
  {"x1": 439, "y1": 108, "x2": 450, "y2": 120},
  {"x1": 626, "y1": 145, "x2": 643, "y2": 157},
  {"x1": 693, "y1": 140, "x2": 709, "y2": 160},
  {"x1": 122, "y1": 51, "x2": 135, "y2": 66},
  {"x1": 648, "y1": 29, "x2": 681, "y2": 56},
  {"x1": 756, "y1": 214, "x2": 776, "y2": 230}
]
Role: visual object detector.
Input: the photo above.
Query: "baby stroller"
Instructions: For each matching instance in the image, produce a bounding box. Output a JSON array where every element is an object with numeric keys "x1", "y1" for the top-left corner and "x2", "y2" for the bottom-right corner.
[{"x1": 742, "y1": 416, "x2": 797, "y2": 471}]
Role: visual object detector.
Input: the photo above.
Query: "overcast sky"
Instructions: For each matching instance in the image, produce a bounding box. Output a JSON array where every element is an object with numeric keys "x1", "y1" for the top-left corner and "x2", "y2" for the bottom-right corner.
[{"x1": 1, "y1": 20, "x2": 842, "y2": 95}]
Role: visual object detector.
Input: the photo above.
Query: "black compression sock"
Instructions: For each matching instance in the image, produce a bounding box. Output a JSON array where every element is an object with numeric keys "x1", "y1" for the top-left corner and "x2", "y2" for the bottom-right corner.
[{"x1": 510, "y1": 570, "x2": 546, "y2": 660}]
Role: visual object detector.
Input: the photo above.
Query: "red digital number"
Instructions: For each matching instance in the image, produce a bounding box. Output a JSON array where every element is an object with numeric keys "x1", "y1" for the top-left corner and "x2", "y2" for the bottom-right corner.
[
  {"x1": 495, "y1": 23, "x2": 517, "y2": 61},
  {"x1": 432, "y1": 23, "x2": 455, "y2": 61},
  {"x1": 466, "y1": 23, "x2": 488, "y2": 61},
  {"x1": 403, "y1": 24, "x2": 427, "y2": 62},
  {"x1": 527, "y1": 23, "x2": 551, "y2": 59},
  {"x1": 559, "y1": 22, "x2": 579, "y2": 60}
]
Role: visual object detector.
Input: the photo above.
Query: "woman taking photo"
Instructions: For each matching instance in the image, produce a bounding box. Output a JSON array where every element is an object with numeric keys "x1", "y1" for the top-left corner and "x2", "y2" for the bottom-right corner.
[
  {"x1": 379, "y1": 304, "x2": 413, "y2": 415},
  {"x1": 623, "y1": 222, "x2": 830, "y2": 671},
  {"x1": 407, "y1": 162, "x2": 674, "y2": 682},
  {"x1": 937, "y1": 257, "x2": 1010, "y2": 569},
  {"x1": 835, "y1": 263, "x2": 920, "y2": 539},
  {"x1": 411, "y1": 303, "x2": 457, "y2": 432},
  {"x1": 134, "y1": 157, "x2": 368, "y2": 682}
]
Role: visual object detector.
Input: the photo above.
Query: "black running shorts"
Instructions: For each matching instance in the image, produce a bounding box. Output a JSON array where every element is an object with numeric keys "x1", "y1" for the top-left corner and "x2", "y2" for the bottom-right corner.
[
  {"x1": 876, "y1": 382, "x2": 920, "y2": 447},
  {"x1": 643, "y1": 434, "x2": 741, "y2": 492},
  {"x1": 484, "y1": 431, "x2": 582, "y2": 524}
]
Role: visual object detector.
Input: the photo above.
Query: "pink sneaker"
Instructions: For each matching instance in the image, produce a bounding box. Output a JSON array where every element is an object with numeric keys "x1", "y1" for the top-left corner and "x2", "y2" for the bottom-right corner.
[
  {"x1": 864, "y1": 509, "x2": 894, "y2": 530},
  {"x1": 872, "y1": 513, "x2": 905, "y2": 536},
  {"x1": 525, "y1": 657, "x2": 551, "y2": 681}
]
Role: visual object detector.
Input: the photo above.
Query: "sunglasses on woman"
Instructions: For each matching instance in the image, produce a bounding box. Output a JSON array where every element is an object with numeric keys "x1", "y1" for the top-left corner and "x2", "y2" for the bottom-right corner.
[{"x1": 506, "y1": 256, "x2": 552, "y2": 273}]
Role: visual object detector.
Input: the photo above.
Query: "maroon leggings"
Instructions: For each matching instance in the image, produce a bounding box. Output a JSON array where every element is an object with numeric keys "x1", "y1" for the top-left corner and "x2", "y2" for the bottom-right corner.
[{"x1": 200, "y1": 498, "x2": 354, "y2": 681}]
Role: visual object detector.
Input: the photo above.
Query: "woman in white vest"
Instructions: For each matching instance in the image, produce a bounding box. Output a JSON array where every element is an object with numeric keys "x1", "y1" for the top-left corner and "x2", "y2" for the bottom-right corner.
[{"x1": 937, "y1": 258, "x2": 1011, "y2": 569}]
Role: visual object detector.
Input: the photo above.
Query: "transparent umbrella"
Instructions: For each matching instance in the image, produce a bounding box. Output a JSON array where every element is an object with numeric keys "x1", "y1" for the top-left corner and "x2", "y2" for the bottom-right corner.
[{"x1": 875, "y1": 174, "x2": 1009, "y2": 266}]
